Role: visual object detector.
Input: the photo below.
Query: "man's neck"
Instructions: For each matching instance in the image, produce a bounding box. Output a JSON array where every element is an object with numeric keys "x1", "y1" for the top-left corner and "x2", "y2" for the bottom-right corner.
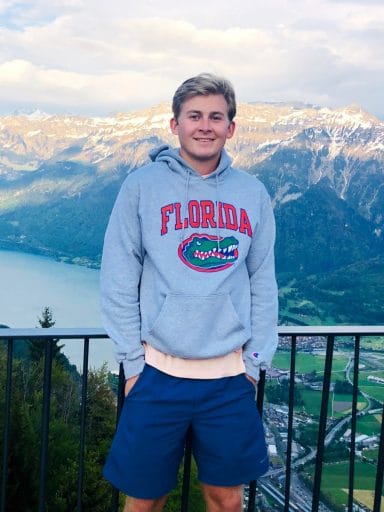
[{"x1": 179, "y1": 151, "x2": 220, "y2": 176}]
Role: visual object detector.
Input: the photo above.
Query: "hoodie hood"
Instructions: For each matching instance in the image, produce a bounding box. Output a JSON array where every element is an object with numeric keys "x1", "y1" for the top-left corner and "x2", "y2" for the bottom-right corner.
[
  {"x1": 150, "y1": 144, "x2": 230, "y2": 246},
  {"x1": 149, "y1": 144, "x2": 233, "y2": 181}
]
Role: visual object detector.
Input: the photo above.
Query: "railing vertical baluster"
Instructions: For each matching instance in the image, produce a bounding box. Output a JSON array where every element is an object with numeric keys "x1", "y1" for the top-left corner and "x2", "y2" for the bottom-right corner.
[
  {"x1": 247, "y1": 480, "x2": 256, "y2": 512},
  {"x1": 38, "y1": 337, "x2": 54, "y2": 512},
  {"x1": 347, "y1": 335, "x2": 360, "y2": 512},
  {"x1": 76, "y1": 337, "x2": 89, "y2": 512},
  {"x1": 312, "y1": 334, "x2": 334, "y2": 512},
  {"x1": 111, "y1": 363, "x2": 126, "y2": 512},
  {"x1": 180, "y1": 427, "x2": 193, "y2": 512},
  {"x1": 373, "y1": 399, "x2": 384, "y2": 512},
  {"x1": 284, "y1": 335, "x2": 297, "y2": 512},
  {"x1": 247, "y1": 369, "x2": 266, "y2": 512},
  {"x1": 0, "y1": 338, "x2": 14, "y2": 512},
  {"x1": 116, "y1": 363, "x2": 126, "y2": 422},
  {"x1": 256, "y1": 369, "x2": 266, "y2": 416}
]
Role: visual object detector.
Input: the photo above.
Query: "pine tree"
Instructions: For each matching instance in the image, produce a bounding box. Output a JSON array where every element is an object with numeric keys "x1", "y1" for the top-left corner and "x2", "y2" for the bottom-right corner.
[
  {"x1": 38, "y1": 306, "x2": 55, "y2": 329},
  {"x1": 28, "y1": 306, "x2": 64, "y2": 362}
]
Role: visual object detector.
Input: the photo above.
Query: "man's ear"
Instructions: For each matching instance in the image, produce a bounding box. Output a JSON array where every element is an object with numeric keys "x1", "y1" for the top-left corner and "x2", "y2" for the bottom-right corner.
[
  {"x1": 170, "y1": 117, "x2": 178, "y2": 135},
  {"x1": 226, "y1": 121, "x2": 236, "y2": 139}
]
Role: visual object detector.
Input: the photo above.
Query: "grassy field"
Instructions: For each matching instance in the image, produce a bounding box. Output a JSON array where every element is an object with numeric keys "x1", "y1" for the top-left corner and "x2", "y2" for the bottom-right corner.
[
  {"x1": 291, "y1": 386, "x2": 375, "y2": 422},
  {"x1": 357, "y1": 413, "x2": 382, "y2": 436},
  {"x1": 359, "y1": 370, "x2": 384, "y2": 384},
  {"x1": 302, "y1": 461, "x2": 384, "y2": 511},
  {"x1": 363, "y1": 447, "x2": 379, "y2": 461},
  {"x1": 350, "y1": 490, "x2": 384, "y2": 512},
  {"x1": 359, "y1": 385, "x2": 384, "y2": 402},
  {"x1": 272, "y1": 351, "x2": 349, "y2": 377},
  {"x1": 358, "y1": 370, "x2": 384, "y2": 403},
  {"x1": 322, "y1": 461, "x2": 384, "y2": 511},
  {"x1": 296, "y1": 388, "x2": 323, "y2": 416},
  {"x1": 294, "y1": 387, "x2": 367, "y2": 418},
  {"x1": 360, "y1": 336, "x2": 384, "y2": 351},
  {"x1": 272, "y1": 351, "x2": 383, "y2": 407},
  {"x1": 331, "y1": 392, "x2": 367, "y2": 417}
]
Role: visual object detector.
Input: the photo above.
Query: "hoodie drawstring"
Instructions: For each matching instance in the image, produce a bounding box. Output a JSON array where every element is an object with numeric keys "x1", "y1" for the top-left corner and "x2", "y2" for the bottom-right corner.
[
  {"x1": 152, "y1": 146, "x2": 231, "y2": 247},
  {"x1": 215, "y1": 173, "x2": 221, "y2": 250},
  {"x1": 181, "y1": 169, "x2": 221, "y2": 251},
  {"x1": 181, "y1": 169, "x2": 191, "y2": 243}
]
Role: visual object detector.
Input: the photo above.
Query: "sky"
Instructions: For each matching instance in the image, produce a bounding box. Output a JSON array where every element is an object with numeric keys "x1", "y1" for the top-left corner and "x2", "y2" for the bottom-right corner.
[{"x1": 0, "y1": 0, "x2": 383, "y2": 118}]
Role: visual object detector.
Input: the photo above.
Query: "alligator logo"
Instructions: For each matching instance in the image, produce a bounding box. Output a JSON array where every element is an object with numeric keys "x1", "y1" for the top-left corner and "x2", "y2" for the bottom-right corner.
[{"x1": 178, "y1": 233, "x2": 239, "y2": 272}]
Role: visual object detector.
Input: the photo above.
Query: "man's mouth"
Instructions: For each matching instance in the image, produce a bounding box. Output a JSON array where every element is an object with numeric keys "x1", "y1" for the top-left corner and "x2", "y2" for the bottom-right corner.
[{"x1": 194, "y1": 137, "x2": 214, "y2": 142}]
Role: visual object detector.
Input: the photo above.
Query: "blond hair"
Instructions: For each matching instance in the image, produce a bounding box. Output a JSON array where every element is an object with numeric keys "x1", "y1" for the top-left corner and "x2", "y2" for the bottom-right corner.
[{"x1": 172, "y1": 73, "x2": 236, "y2": 121}]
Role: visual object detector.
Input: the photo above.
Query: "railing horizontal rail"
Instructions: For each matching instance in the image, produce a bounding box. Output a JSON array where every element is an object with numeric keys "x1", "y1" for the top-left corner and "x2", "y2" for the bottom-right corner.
[
  {"x1": 0, "y1": 328, "x2": 108, "y2": 339},
  {"x1": 1, "y1": 326, "x2": 383, "y2": 512},
  {"x1": 1, "y1": 325, "x2": 384, "y2": 339},
  {"x1": 278, "y1": 325, "x2": 384, "y2": 335}
]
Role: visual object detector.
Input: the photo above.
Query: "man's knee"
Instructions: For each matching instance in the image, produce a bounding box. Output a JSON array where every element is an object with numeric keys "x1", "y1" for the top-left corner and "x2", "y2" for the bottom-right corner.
[
  {"x1": 202, "y1": 483, "x2": 243, "y2": 512},
  {"x1": 123, "y1": 495, "x2": 167, "y2": 512}
]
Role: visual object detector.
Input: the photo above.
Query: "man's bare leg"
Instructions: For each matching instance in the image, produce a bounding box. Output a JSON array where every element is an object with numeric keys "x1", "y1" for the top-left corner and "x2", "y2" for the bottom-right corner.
[
  {"x1": 201, "y1": 483, "x2": 243, "y2": 512},
  {"x1": 123, "y1": 495, "x2": 167, "y2": 512}
]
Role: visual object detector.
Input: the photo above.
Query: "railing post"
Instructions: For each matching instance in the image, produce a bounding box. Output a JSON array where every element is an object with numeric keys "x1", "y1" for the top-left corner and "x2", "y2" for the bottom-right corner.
[
  {"x1": 0, "y1": 339, "x2": 13, "y2": 512},
  {"x1": 110, "y1": 363, "x2": 125, "y2": 512},
  {"x1": 347, "y1": 335, "x2": 360, "y2": 512},
  {"x1": 247, "y1": 369, "x2": 266, "y2": 512},
  {"x1": 180, "y1": 427, "x2": 193, "y2": 512},
  {"x1": 38, "y1": 338, "x2": 54, "y2": 512},
  {"x1": 373, "y1": 399, "x2": 384, "y2": 512},
  {"x1": 284, "y1": 335, "x2": 297, "y2": 512},
  {"x1": 312, "y1": 334, "x2": 334, "y2": 512},
  {"x1": 76, "y1": 337, "x2": 90, "y2": 512}
]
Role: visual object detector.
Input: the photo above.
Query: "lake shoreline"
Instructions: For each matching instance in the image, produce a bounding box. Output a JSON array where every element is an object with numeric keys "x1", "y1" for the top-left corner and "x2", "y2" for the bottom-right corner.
[
  {"x1": 0, "y1": 248, "x2": 116, "y2": 370},
  {"x1": 0, "y1": 240, "x2": 100, "y2": 269}
]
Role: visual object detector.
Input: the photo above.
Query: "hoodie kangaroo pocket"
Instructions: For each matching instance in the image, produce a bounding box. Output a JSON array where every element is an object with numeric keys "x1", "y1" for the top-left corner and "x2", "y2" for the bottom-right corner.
[{"x1": 148, "y1": 293, "x2": 247, "y2": 358}]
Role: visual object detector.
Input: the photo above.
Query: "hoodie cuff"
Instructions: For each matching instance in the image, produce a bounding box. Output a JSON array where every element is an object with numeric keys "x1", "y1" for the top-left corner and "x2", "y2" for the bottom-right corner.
[
  {"x1": 244, "y1": 361, "x2": 261, "y2": 382},
  {"x1": 122, "y1": 356, "x2": 145, "y2": 380}
]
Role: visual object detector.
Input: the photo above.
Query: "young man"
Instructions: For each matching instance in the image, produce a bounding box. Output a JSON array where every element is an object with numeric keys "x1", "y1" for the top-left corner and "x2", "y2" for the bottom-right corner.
[{"x1": 101, "y1": 73, "x2": 278, "y2": 512}]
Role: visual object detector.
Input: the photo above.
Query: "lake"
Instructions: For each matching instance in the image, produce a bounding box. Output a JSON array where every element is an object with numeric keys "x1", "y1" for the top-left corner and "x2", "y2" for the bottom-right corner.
[{"x1": 0, "y1": 250, "x2": 118, "y2": 372}]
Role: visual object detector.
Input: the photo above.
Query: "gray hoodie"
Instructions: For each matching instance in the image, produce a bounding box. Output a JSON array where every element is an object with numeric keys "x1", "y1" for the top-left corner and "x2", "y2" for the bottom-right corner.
[{"x1": 100, "y1": 145, "x2": 278, "y2": 380}]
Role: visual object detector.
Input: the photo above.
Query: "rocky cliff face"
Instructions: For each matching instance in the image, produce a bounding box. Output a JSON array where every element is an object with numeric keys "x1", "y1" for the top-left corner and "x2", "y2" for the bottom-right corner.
[{"x1": 1, "y1": 102, "x2": 383, "y2": 224}]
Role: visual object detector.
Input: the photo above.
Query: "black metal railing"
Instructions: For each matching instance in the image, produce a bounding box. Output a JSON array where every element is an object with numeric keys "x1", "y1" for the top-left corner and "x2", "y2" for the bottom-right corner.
[{"x1": 1, "y1": 326, "x2": 383, "y2": 512}]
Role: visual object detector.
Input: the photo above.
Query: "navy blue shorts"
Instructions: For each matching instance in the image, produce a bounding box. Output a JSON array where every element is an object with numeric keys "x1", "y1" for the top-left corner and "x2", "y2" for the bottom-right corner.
[{"x1": 103, "y1": 364, "x2": 268, "y2": 499}]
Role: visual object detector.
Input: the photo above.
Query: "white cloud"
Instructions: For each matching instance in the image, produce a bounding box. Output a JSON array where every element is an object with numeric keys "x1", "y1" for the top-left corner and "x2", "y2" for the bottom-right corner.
[
  {"x1": 0, "y1": 0, "x2": 383, "y2": 117},
  {"x1": 0, "y1": 58, "x2": 177, "y2": 113}
]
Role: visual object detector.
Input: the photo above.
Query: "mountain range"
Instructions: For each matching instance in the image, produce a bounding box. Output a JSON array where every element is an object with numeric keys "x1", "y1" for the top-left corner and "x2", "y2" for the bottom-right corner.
[{"x1": 0, "y1": 102, "x2": 383, "y2": 325}]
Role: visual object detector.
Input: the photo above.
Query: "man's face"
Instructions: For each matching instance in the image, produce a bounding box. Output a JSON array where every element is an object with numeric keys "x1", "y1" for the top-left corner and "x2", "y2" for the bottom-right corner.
[{"x1": 170, "y1": 94, "x2": 235, "y2": 175}]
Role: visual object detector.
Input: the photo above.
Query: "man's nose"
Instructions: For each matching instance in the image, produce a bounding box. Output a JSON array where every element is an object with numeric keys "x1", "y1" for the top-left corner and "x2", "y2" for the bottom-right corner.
[{"x1": 199, "y1": 117, "x2": 212, "y2": 131}]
